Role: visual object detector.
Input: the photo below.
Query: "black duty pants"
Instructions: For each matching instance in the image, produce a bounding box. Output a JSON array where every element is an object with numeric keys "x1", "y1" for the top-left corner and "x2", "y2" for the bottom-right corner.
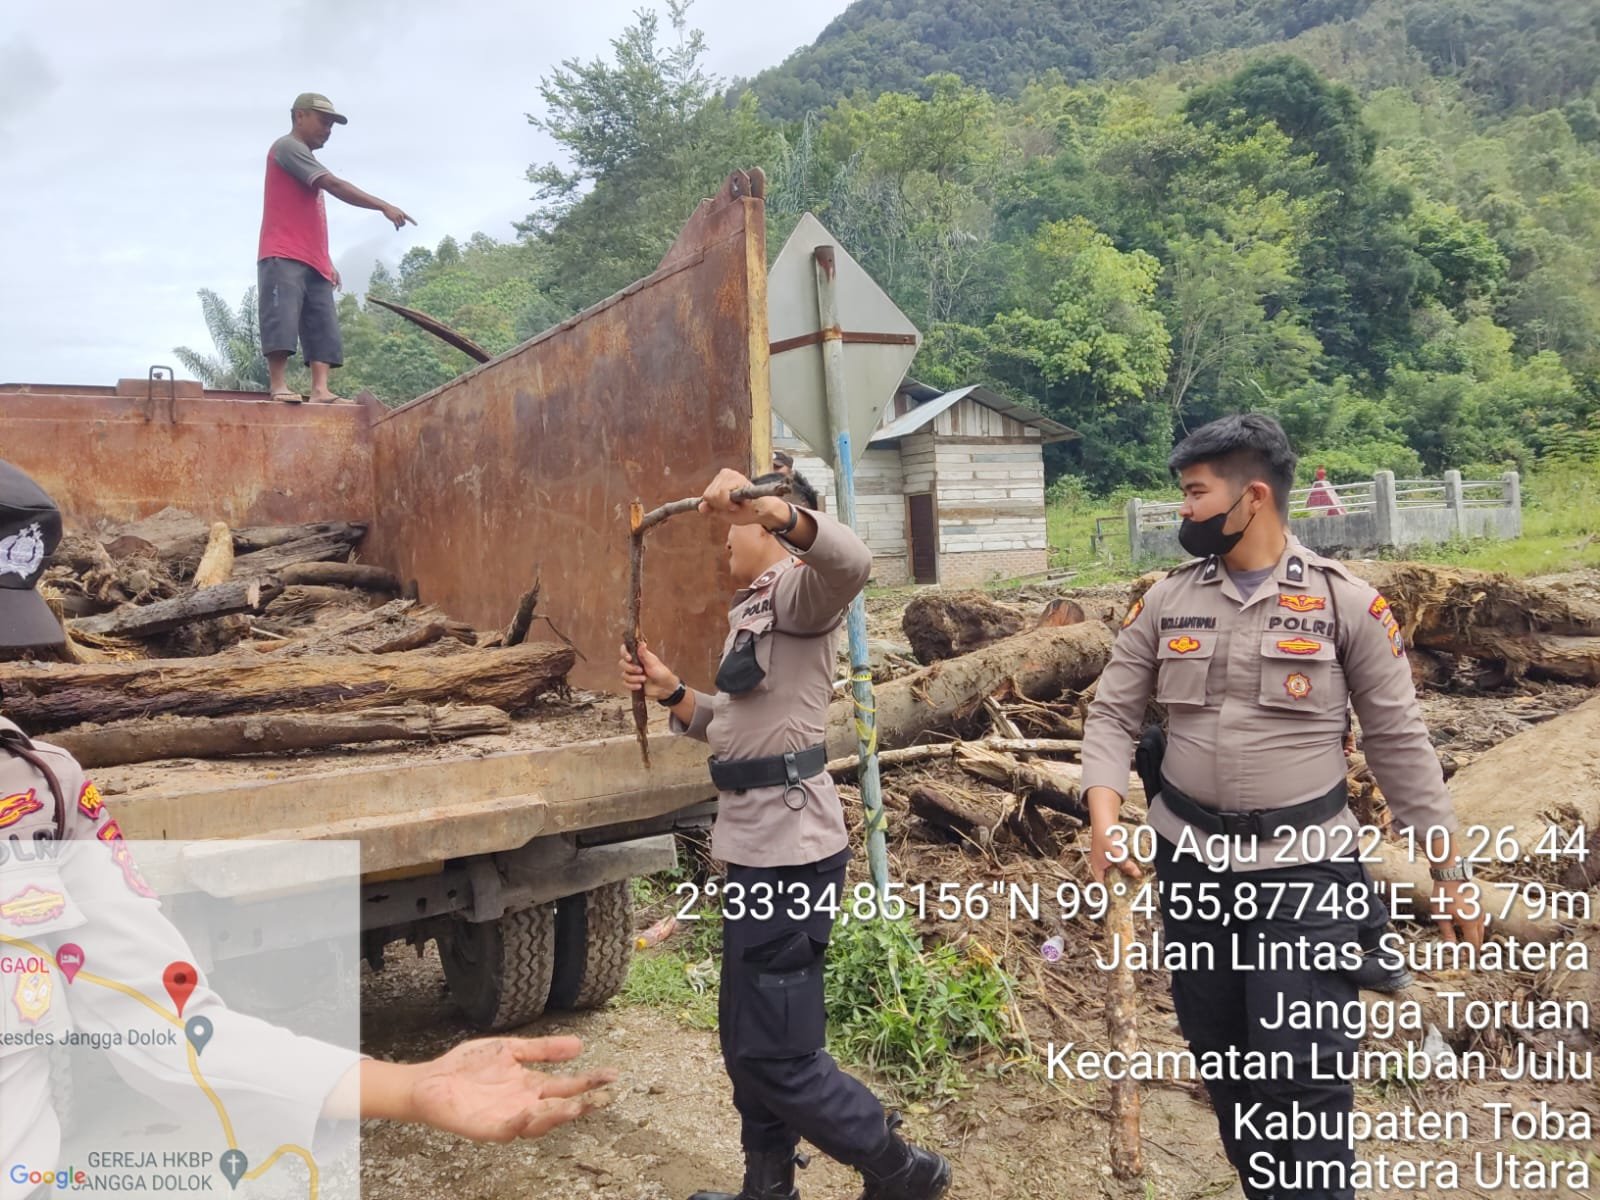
[
  {"x1": 1155, "y1": 835, "x2": 1370, "y2": 1200},
  {"x1": 719, "y1": 849, "x2": 890, "y2": 1165}
]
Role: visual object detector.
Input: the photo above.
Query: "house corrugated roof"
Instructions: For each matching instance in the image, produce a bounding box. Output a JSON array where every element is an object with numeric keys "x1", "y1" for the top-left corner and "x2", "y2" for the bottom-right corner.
[{"x1": 871, "y1": 385, "x2": 1078, "y2": 444}]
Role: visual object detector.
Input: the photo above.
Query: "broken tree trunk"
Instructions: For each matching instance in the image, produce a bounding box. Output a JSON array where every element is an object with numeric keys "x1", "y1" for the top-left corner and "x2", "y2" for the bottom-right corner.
[
  {"x1": 907, "y1": 785, "x2": 996, "y2": 848},
  {"x1": 278, "y1": 561, "x2": 401, "y2": 592},
  {"x1": 0, "y1": 640, "x2": 573, "y2": 731},
  {"x1": 902, "y1": 590, "x2": 1028, "y2": 664},
  {"x1": 503, "y1": 571, "x2": 543, "y2": 647},
  {"x1": 826, "y1": 623, "x2": 1114, "y2": 759},
  {"x1": 49, "y1": 703, "x2": 514, "y2": 768},
  {"x1": 191, "y1": 523, "x2": 234, "y2": 588},
  {"x1": 954, "y1": 744, "x2": 1087, "y2": 820},
  {"x1": 233, "y1": 529, "x2": 364, "y2": 575},
  {"x1": 67, "y1": 578, "x2": 284, "y2": 639}
]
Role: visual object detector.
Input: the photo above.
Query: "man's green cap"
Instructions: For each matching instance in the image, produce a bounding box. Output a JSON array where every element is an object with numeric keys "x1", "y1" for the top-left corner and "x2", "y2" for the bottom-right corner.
[{"x1": 292, "y1": 93, "x2": 348, "y2": 125}]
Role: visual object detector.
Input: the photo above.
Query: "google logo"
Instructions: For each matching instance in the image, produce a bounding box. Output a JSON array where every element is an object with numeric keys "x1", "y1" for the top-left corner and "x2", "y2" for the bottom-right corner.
[{"x1": 8, "y1": 1165, "x2": 86, "y2": 1189}]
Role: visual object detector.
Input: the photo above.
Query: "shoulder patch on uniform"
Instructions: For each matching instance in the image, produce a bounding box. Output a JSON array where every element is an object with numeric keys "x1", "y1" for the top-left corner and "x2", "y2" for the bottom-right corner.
[
  {"x1": 1367, "y1": 593, "x2": 1406, "y2": 657},
  {"x1": 1278, "y1": 594, "x2": 1326, "y2": 613},
  {"x1": 1121, "y1": 598, "x2": 1145, "y2": 628},
  {"x1": 1286, "y1": 555, "x2": 1306, "y2": 583},
  {"x1": 1200, "y1": 558, "x2": 1221, "y2": 582},
  {"x1": 77, "y1": 780, "x2": 104, "y2": 822}
]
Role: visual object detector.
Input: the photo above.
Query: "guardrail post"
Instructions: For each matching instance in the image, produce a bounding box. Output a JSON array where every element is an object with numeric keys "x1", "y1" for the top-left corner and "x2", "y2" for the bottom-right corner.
[
  {"x1": 1444, "y1": 469, "x2": 1465, "y2": 537},
  {"x1": 1126, "y1": 497, "x2": 1143, "y2": 564},
  {"x1": 1373, "y1": 471, "x2": 1399, "y2": 549},
  {"x1": 1502, "y1": 470, "x2": 1522, "y2": 538}
]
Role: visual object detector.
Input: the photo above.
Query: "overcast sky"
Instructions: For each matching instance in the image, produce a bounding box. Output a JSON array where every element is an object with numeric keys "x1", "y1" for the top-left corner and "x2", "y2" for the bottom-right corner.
[{"x1": 0, "y1": 0, "x2": 850, "y2": 384}]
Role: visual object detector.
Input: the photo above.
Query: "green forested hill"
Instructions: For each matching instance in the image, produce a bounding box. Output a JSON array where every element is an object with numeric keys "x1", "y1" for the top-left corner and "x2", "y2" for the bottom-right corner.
[
  {"x1": 748, "y1": 0, "x2": 1599, "y2": 119},
  {"x1": 749, "y1": 0, "x2": 1375, "y2": 117}
]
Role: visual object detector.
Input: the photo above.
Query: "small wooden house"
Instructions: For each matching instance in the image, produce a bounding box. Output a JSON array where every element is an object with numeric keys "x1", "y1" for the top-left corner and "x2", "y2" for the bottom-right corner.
[{"x1": 774, "y1": 379, "x2": 1076, "y2": 586}]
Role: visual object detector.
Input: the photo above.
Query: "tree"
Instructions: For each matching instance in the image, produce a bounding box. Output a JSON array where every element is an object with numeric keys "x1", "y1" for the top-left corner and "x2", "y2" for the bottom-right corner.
[
  {"x1": 519, "y1": 1, "x2": 781, "y2": 307},
  {"x1": 173, "y1": 288, "x2": 274, "y2": 391}
]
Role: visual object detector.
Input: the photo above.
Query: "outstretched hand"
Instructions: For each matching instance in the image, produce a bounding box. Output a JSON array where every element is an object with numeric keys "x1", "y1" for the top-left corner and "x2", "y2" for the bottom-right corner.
[{"x1": 406, "y1": 1036, "x2": 616, "y2": 1142}]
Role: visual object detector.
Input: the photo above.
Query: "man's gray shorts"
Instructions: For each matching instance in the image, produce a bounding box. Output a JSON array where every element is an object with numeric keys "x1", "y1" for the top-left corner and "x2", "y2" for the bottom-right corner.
[{"x1": 258, "y1": 257, "x2": 343, "y2": 367}]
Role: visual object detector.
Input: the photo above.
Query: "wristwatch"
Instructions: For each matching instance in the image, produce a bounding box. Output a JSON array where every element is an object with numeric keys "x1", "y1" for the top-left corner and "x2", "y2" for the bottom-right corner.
[
  {"x1": 1429, "y1": 856, "x2": 1474, "y2": 883},
  {"x1": 657, "y1": 680, "x2": 688, "y2": 708}
]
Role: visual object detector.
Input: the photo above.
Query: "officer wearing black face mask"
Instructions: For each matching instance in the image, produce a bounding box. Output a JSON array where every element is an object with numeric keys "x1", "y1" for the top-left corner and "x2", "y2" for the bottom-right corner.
[
  {"x1": 1079, "y1": 415, "x2": 1483, "y2": 1200},
  {"x1": 620, "y1": 468, "x2": 951, "y2": 1200}
]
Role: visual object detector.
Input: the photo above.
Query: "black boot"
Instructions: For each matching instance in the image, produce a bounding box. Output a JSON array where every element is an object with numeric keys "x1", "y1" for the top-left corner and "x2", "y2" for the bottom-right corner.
[
  {"x1": 856, "y1": 1114, "x2": 952, "y2": 1200},
  {"x1": 688, "y1": 1145, "x2": 806, "y2": 1200}
]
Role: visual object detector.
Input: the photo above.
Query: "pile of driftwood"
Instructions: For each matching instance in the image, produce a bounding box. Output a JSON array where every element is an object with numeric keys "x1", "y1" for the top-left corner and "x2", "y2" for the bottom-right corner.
[{"x1": 14, "y1": 510, "x2": 572, "y2": 767}]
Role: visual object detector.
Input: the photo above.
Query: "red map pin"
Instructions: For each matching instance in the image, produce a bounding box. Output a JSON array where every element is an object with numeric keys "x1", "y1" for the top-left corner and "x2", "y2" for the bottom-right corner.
[
  {"x1": 163, "y1": 962, "x2": 198, "y2": 1016},
  {"x1": 55, "y1": 944, "x2": 85, "y2": 984}
]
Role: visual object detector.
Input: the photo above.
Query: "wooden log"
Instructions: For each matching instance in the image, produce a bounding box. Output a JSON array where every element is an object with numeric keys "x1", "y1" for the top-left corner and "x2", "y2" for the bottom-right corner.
[
  {"x1": 191, "y1": 523, "x2": 234, "y2": 588},
  {"x1": 48, "y1": 704, "x2": 514, "y2": 768},
  {"x1": 826, "y1": 623, "x2": 1114, "y2": 759},
  {"x1": 278, "y1": 561, "x2": 401, "y2": 592},
  {"x1": 907, "y1": 785, "x2": 993, "y2": 846},
  {"x1": 233, "y1": 522, "x2": 366, "y2": 555},
  {"x1": 954, "y1": 745, "x2": 1087, "y2": 820},
  {"x1": 0, "y1": 640, "x2": 573, "y2": 730},
  {"x1": 902, "y1": 590, "x2": 1028, "y2": 664},
  {"x1": 234, "y1": 530, "x2": 363, "y2": 574},
  {"x1": 67, "y1": 578, "x2": 284, "y2": 639}
]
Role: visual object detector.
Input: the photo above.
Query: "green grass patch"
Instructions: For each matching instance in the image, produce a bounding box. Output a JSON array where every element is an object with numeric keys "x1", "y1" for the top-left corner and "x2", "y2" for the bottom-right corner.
[
  {"x1": 620, "y1": 896, "x2": 1025, "y2": 1101},
  {"x1": 824, "y1": 917, "x2": 1025, "y2": 1101},
  {"x1": 1044, "y1": 468, "x2": 1600, "y2": 585}
]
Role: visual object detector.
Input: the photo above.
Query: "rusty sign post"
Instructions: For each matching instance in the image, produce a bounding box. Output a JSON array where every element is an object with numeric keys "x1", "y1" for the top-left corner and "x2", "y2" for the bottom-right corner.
[
  {"x1": 814, "y1": 246, "x2": 890, "y2": 894},
  {"x1": 769, "y1": 214, "x2": 921, "y2": 896}
]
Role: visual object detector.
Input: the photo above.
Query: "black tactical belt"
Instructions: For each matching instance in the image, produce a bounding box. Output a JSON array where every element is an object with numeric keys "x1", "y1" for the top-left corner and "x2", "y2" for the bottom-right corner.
[
  {"x1": 709, "y1": 744, "x2": 828, "y2": 793},
  {"x1": 1158, "y1": 776, "x2": 1348, "y2": 838}
]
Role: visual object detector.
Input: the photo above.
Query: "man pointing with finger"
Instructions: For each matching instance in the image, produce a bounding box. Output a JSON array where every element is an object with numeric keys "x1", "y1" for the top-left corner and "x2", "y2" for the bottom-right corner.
[{"x1": 257, "y1": 92, "x2": 415, "y2": 404}]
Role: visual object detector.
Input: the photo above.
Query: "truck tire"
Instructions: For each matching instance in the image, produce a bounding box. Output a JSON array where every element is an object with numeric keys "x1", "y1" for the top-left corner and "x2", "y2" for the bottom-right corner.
[
  {"x1": 439, "y1": 903, "x2": 556, "y2": 1031},
  {"x1": 547, "y1": 880, "x2": 634, "y2": 1010}
]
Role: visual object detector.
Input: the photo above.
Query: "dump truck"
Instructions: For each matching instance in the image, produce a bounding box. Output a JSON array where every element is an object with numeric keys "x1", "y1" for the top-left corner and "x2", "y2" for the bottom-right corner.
[{"x1": 0, "y1": 170, "x2": 774, "y2": 1030}]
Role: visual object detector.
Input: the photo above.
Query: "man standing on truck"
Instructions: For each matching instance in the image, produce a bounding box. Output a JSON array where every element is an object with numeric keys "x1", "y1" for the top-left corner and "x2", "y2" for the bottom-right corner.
[
  {"x1": 620, "y1": 469, "x2": 951, "y2": 1200},
  {"x1": 258, "y1": 92, "x2": 415, "y2": 404},
  {"x1": 0, "y1": 459, "x2": 614, "y2": 1200}
]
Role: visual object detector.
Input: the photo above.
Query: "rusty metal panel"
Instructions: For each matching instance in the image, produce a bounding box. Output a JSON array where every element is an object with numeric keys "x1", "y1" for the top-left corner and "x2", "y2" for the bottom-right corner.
[
  {"x1": 365, "y1": 178, "x2": 771, "y2": 692},
  {"x1": 0, "y1": 386, "x2": 377, "y2": 528}
]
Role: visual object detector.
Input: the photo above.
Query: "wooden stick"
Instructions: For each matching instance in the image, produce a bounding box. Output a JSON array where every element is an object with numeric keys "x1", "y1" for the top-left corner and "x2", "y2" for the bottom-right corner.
[
  {"x1": 1105, "y1": 872, "x2": 1144, "y2": 1178},
  {"x1": 626, "y1": 481, "x2": 792, "y2": 765},
  {"x1": 278, "y1": 562, "x2": 401, "y2": 592},
  {"x1": 826, "y1": 737, "x2": 1082, "y2": 776},
  {"x1": 68, "y1": 578, "x2": 284, "y2": 639},
  {"x1": 191, "y1": 523, "x2": 234, "y2": 588}
]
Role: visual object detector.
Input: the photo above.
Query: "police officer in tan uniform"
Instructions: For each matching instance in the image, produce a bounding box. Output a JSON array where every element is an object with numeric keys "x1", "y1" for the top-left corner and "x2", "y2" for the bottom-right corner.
[
  {"x1": 622, "y1": 468, "x2": 950, "y2": 1200},
  {"x1": 1080, "y1": 416, "x2": 1484, "y2": 1200},
  {"x1": 0, "y1": 462, "x2": 612, "y2": 1200}
]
